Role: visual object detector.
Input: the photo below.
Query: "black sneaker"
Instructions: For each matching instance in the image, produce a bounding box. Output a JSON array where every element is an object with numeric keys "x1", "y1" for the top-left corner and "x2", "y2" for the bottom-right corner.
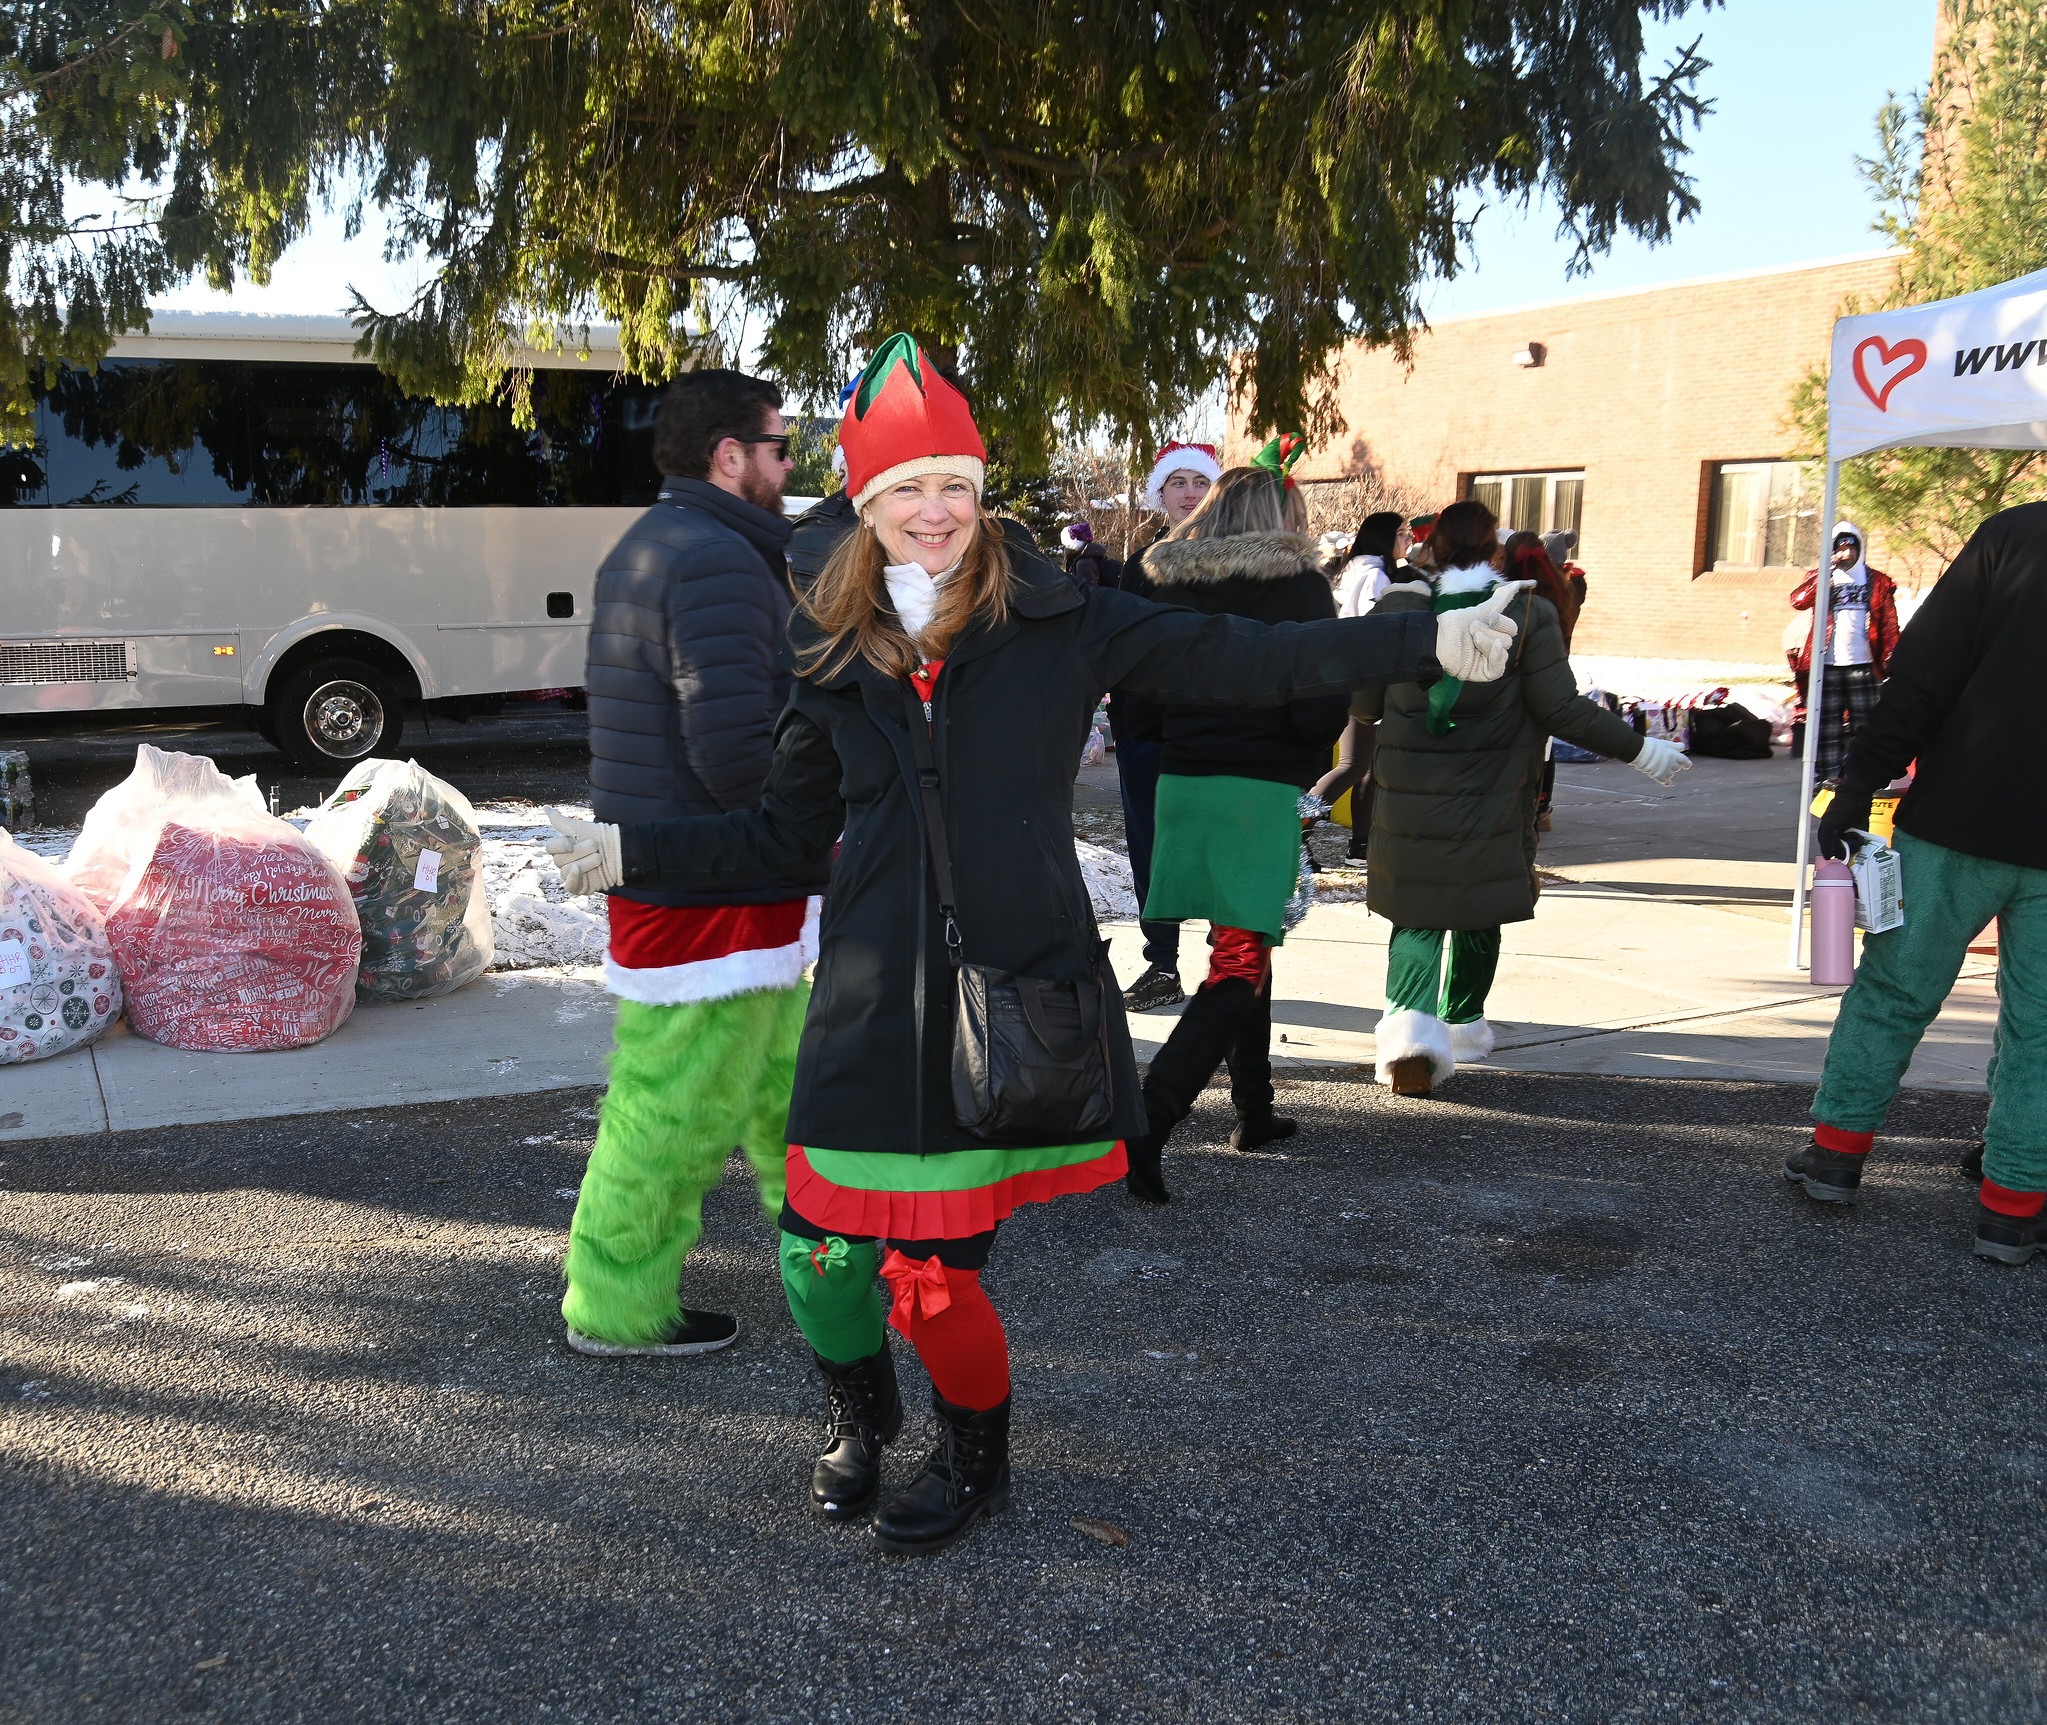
[
  {"x1": 1960, "y1": 1139, "x2": 1984, "y2": 1182},
  {"x1": 566, "y1": 1308, "x2": 738, "y2": 1357},
  {"x1": 1783, "y1": 1140, "x2": 1865, "y2": 1204},
  {"x1": 1973, "y1": 1202, "x2": 2047, "y2": 1265},
  {"x1": 1123, "y1": 965, "x2": 1186, "y2": 1013}
]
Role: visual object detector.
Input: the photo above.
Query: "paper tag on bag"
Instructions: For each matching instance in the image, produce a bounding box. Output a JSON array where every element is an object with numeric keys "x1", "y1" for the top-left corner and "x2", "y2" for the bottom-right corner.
[
  {"x1": 0, "y1": 937, "x2": 30, "y2": 988},
  {"x1": 413, "y1": 850, "x2": 441, "y2": 893},
  {"x1": 1848, "y1": 833, "x2": 1905, "y2": 934}
]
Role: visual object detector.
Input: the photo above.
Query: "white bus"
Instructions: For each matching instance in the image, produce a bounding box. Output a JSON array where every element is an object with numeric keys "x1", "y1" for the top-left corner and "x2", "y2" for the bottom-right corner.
[{"x1": 1, "y1": 312, "x2": 664, "y2": 765}]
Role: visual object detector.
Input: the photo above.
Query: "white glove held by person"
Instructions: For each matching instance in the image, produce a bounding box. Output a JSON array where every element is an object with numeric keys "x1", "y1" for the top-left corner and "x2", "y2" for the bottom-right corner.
[
  {"x1": 1632, "y1": 737, "x2": 1691, "y2": 786},
  {"x1": 544, "y1": 808, "x2": 623, "y2": 896},
  {"x1": 1433, "y1": 581, "x2": 1532, "y2": 683}
]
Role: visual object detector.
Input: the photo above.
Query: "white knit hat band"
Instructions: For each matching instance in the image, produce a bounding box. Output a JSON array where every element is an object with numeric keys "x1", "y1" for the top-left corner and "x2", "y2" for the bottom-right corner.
[{"x1": 851, "y1": 454, "x2": 986, "y2": 513}]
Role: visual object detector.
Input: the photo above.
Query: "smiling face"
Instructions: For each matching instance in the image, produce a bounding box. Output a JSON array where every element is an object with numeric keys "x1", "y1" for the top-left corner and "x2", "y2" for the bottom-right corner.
[
  {"x1": 866, "y1": 473, "x2": 982, "y2": 573},
  {"x1": 1159, "y1": 468, "x2": 1213, "y2": 524}
]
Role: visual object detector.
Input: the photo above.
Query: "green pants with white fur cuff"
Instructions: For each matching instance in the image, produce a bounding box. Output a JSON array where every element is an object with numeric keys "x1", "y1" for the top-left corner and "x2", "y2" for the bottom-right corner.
[{"x1": 1812, "y1": 831, "x2": 2047, "y2": 1190}]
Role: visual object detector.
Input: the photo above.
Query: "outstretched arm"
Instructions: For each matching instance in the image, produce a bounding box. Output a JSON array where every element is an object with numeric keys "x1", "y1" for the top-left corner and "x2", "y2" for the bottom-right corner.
[
  {"x1": 619, "y1": 704, "x2": 844, "y2": 889},
  {"x1": 1090, "y1": 583, "x2": 1525, "y2": 709}
]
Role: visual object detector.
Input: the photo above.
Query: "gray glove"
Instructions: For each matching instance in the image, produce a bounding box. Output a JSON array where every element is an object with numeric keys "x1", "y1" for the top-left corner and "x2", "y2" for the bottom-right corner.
[
  {"x1": 544, "y1": 807, "x2": 622, "y2": 896},
  {"x1": 1631, "y1": 737, "x2": 1690, "y2": 786},
  {"x1": 1433, "y1": 581, "x2": 1531, "y2": 683}
]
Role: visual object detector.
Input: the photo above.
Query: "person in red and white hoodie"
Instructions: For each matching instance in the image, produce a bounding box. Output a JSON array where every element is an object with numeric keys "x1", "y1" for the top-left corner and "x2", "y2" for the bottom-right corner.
[{"x1": 557, "y1": 368, "x2": 830, "y2": 1359}]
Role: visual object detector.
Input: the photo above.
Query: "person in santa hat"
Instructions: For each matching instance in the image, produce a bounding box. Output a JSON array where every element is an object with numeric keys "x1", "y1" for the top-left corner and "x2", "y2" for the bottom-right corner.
[
  {"x1": 1114, "y1": 440, "x2": 1225, "y2": 1012},
  {"x1": 543, "y1": 333, "x2": 1529, "y2": 1556}
]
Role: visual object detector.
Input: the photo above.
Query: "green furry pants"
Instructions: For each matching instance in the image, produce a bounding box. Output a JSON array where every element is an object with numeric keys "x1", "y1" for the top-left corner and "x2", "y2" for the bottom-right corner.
[{"x1": 562, "y1": 983, "x2": 808, "y2": 1345}]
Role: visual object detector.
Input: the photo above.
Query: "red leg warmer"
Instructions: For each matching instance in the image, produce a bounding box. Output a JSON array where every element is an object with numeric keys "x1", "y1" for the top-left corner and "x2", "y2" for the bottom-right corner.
[
  {"x1": 1981, "y1": 1180, "x2": 2045, "y2": 1218},
  {"x1": 879, "y1": 1250, "x2": 1011, "y2": 1412},
  {"x1": 1814, "y1": 1123, "x2": 1875, "y2": 1155},
  {"x1": 1205, "y1": 925, "x2": 1271, "y2": 988}
]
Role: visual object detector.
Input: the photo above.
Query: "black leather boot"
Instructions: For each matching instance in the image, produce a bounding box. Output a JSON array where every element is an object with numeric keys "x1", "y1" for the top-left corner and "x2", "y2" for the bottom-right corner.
[
  {"x1": 872, "y1": 1391, "x2": 1012, "y2": 1556},
  {"x1": 1783, "y1": 1139, "x2": 1866, "y2": 1204},
  {"x1": 1224, "y1": 977, "x2": 1295, "y2": 1149},
  {"x1": 1124, "y1": 976, "x2": 1257, "y2": 1205},
  {"x1": 810, "y1": 1344, "x2": 904, "y2": 1521}
]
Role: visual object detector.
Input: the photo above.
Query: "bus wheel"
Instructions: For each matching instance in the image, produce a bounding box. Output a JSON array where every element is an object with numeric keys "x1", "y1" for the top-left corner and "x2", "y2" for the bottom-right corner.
[{"x1": 271, "y1": 658, "x2": 402, "y2": 771}]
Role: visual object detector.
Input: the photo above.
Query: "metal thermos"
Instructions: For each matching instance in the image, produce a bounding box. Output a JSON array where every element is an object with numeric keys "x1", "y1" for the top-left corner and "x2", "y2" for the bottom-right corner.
[{"x1": 1810, "y1": 860, "x2": 1857, "y2": 985}]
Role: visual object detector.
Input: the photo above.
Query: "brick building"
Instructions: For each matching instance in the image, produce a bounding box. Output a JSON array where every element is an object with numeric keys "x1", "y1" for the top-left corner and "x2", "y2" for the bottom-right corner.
[{"x1": 1229, "y1": 249, "x2": 1935, "y2": 665}]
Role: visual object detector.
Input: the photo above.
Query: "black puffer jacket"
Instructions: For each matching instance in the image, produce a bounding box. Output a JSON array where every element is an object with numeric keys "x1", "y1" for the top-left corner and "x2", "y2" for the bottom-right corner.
[
  {"x1": 1139, "y1": 528, "x2": 1350, "y2": 786},
  {"x1": 585, "y1": 477, "x2": 825, "y2": 907},
  {"x1": 615, "y1": 548, "x2": 1440, "y2": 1156}
]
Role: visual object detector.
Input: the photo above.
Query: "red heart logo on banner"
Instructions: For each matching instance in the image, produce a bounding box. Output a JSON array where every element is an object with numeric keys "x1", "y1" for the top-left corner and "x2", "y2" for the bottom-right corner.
[{"x1": 1852, "y1": 336, "x2": 1927, "y2": 412}]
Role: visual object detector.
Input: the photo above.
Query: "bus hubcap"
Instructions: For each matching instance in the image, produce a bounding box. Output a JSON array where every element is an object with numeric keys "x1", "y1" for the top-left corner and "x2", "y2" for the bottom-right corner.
[{"x1": 305, "y1": 680, "x2": 384, "y2": 757}]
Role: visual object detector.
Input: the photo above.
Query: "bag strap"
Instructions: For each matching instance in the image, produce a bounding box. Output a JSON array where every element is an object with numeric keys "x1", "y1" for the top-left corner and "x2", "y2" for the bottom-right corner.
[
  {"x1": 900, "y1": 680, "x2": 965, "y2": 967},
  {"x1": 1018, "y1": 976, "x2": 1101, "y2": 1062}
]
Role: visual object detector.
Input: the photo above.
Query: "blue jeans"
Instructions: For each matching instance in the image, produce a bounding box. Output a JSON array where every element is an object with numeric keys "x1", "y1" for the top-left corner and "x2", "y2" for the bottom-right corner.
[{"x1": 1116, "y1": 739, "x2": 1181, "y2": 970}]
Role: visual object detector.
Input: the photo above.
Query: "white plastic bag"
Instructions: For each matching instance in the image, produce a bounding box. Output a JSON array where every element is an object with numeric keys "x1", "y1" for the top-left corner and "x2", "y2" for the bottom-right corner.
[
  {"x1": 302, "y1": 758, "x2": 494, "y2": 1000},
  {"x1": 80, "y1": 746, "x2": 361, "y2": 1051},
  {"x1": 67, "y1": 744, "x2": 266, "y2": 911},
  {"x1": 0, "y1": 830, "x2": 121, "y2": 1063}
]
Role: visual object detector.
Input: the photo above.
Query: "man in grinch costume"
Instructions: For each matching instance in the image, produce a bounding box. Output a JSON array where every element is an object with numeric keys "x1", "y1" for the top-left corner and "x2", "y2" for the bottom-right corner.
[{"x1": 561, "y1": 368, "x2": 829, "y2": 1356}]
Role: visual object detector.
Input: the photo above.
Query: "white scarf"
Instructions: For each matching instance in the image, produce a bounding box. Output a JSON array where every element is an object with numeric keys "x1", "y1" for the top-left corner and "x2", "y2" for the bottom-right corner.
[{"x1": 883, "y1": 557, "x2": 961, "y2": 645}]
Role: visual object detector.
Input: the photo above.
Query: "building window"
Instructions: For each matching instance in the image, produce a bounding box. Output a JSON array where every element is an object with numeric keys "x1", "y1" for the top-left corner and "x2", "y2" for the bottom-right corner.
[
  {"x1": 1468, "y1": 469, "x2": 1585, "y2": 554},
  {"x1": 1706, "y1": 460, "x2": 1822, "y2": 571}
]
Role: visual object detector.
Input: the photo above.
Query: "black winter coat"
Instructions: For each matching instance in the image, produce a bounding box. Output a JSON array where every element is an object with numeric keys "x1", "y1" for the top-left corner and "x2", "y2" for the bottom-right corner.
[
  {"x1": 584, "y1": 478, "x2": 826, "y2": 907},
  {"x1": 1139, "y1": 529, "x2": 1350, "y2": 786},
  {"x1": 618, "y1": 546, "x2": 1440, "y2": 1157},
  {"x1": 1844, "y1": 500, "x2": 2047, "y2": 869}
]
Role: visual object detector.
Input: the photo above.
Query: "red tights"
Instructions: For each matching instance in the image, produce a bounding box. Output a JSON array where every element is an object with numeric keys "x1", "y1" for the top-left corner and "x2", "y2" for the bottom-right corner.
[{"x1": 878, "y1": 1251, "x2": 1011, "y2": 1411}]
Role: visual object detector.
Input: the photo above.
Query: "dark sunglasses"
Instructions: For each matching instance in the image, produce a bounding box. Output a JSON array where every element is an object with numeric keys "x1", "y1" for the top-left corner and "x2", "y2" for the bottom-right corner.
[{"x1": 730, "y1": 433, "x2": 791, "y2": 461}]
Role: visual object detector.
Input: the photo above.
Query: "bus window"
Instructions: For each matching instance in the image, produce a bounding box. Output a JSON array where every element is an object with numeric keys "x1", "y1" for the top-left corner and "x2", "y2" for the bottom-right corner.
[
  {"x1": 40, "y1": 360, "x2": 256, "y2": 506},
  {"x1": 12, "y1": 356, "x2": 667, "y2": 508}
]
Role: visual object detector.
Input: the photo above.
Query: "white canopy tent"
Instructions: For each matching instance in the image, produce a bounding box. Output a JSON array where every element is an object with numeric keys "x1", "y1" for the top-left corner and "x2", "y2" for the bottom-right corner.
[{"x1": 1789, "y1": 263, "x2": 2047, "y2": 967}]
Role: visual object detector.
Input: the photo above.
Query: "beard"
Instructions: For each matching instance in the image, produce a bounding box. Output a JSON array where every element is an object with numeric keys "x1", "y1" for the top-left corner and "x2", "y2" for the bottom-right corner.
[{"x1": 740, "y1": 460, "x2": 785, "y2": 515}]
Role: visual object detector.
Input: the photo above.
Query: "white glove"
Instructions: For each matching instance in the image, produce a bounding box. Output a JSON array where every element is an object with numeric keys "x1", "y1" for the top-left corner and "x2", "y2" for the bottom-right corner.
[
  {"x1": 1632, "y1": 737, "x2": 1691, "y2": 786},
  {"x1": 544, "y1": 807, "x2": 623, "y2": 896},
  {"x1": 1433, "y1": 581, "x2": 1531, "y2": 682}
]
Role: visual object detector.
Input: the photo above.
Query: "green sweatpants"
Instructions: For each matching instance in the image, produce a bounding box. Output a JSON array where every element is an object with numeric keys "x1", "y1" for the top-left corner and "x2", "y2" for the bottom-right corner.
[
  {"x1": 1386, "y1": 926, "x2": 1503, "y2": 1024},
  {"x1": 1813, "y1": 830, "x2": 2047, "y2": 1190},
  {"x1": 562, "y1": 983, "x2": 808, "y2": 1345}
]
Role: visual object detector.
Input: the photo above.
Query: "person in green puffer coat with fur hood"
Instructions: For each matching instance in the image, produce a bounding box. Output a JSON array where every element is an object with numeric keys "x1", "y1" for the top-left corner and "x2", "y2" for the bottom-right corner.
[{"x1": 1355, "y1": 498, "x2": 1691, "y2": 1095}]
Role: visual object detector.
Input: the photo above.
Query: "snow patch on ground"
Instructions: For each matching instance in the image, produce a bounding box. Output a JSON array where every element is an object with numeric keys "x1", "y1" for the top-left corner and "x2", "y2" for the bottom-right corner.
[{"x1": 1076, "y1": 839, "x2": 1138, "y2": 923}]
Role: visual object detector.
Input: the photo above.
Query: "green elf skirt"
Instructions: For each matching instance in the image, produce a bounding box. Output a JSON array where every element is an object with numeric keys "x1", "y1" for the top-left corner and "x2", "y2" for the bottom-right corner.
[{"x1": 1142, "y1": 772, "x2": 1302, "y2": 940}]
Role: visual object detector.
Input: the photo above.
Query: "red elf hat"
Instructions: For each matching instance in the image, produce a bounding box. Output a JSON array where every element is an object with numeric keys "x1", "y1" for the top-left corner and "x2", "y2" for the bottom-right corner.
[{"x1": 838, "y1": 333, "x2": 987, "y2": 511}]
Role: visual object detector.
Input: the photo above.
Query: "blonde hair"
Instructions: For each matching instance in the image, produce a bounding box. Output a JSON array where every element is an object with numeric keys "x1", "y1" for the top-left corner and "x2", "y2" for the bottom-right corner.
[
  {"x1": 795, "y1": 508, "x2": 1016, "y2": 681},
  {"x1": 1168, "y1": 465, "x2": 1307, "y2": 542}
]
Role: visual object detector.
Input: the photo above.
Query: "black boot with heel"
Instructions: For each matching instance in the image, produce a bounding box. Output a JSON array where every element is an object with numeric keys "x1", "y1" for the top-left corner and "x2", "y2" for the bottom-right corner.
[
  {"x1": 871, "y1": 1391, "x2": 1012, "y2": 1556},
  {"x1": 810, "y1": 1343, "x2": 904, "y2": 1521},
  {"x1": 1124, "y1": 975, "x2": 1258, "y2": 1204}
]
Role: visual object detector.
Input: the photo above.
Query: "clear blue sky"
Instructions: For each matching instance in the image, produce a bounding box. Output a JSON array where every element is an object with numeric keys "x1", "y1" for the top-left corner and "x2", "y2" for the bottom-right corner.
[
  {"x1": 1424, "y1": 0, "x2": 1936, "y2": 320},
  {"x1": 159, "y1": 0, "x2": 1938, "y2": 330}
]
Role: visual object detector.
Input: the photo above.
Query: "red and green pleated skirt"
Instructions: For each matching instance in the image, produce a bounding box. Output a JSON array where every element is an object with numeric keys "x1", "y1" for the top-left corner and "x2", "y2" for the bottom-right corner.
[{"x1": 784, "y1": 1138, "x2": 1128, "y2": 1239}]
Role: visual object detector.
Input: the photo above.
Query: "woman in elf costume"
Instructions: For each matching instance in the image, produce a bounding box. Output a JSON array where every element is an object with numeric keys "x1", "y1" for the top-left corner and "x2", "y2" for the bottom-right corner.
[
  {"x1": 1119, "y1": 446, "x2": 1350, "y2": 1203},
  {"x1": 545, "y1": 336, "x2": 1528, "y2": 1555},
  {"x1": 1356, "y1": 498, "x2": 1686, "y2": 1094}
]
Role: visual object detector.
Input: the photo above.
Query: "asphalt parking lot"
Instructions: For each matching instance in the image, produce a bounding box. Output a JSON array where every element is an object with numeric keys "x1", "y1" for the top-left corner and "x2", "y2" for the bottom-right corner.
[{"x1": 4, "y1": 1070, "x2": 2040, "y2": 1723}]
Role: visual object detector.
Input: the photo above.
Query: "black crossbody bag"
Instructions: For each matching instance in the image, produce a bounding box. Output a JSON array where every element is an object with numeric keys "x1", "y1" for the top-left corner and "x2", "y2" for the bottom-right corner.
[{"x1": 900, "y1": 683, "x2": 1116, "y2": 1143}]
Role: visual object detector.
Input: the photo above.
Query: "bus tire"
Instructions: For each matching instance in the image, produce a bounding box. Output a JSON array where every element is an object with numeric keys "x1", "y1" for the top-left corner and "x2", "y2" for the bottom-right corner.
[{"x1": 270, "y1": 657, "x2": 402, "y2": 771}]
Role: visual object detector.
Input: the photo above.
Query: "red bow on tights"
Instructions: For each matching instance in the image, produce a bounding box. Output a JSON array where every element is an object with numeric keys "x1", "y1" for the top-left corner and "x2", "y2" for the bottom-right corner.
[{"x1": 879, "y1": 1249, "x2": 952, "y2": 1325}]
